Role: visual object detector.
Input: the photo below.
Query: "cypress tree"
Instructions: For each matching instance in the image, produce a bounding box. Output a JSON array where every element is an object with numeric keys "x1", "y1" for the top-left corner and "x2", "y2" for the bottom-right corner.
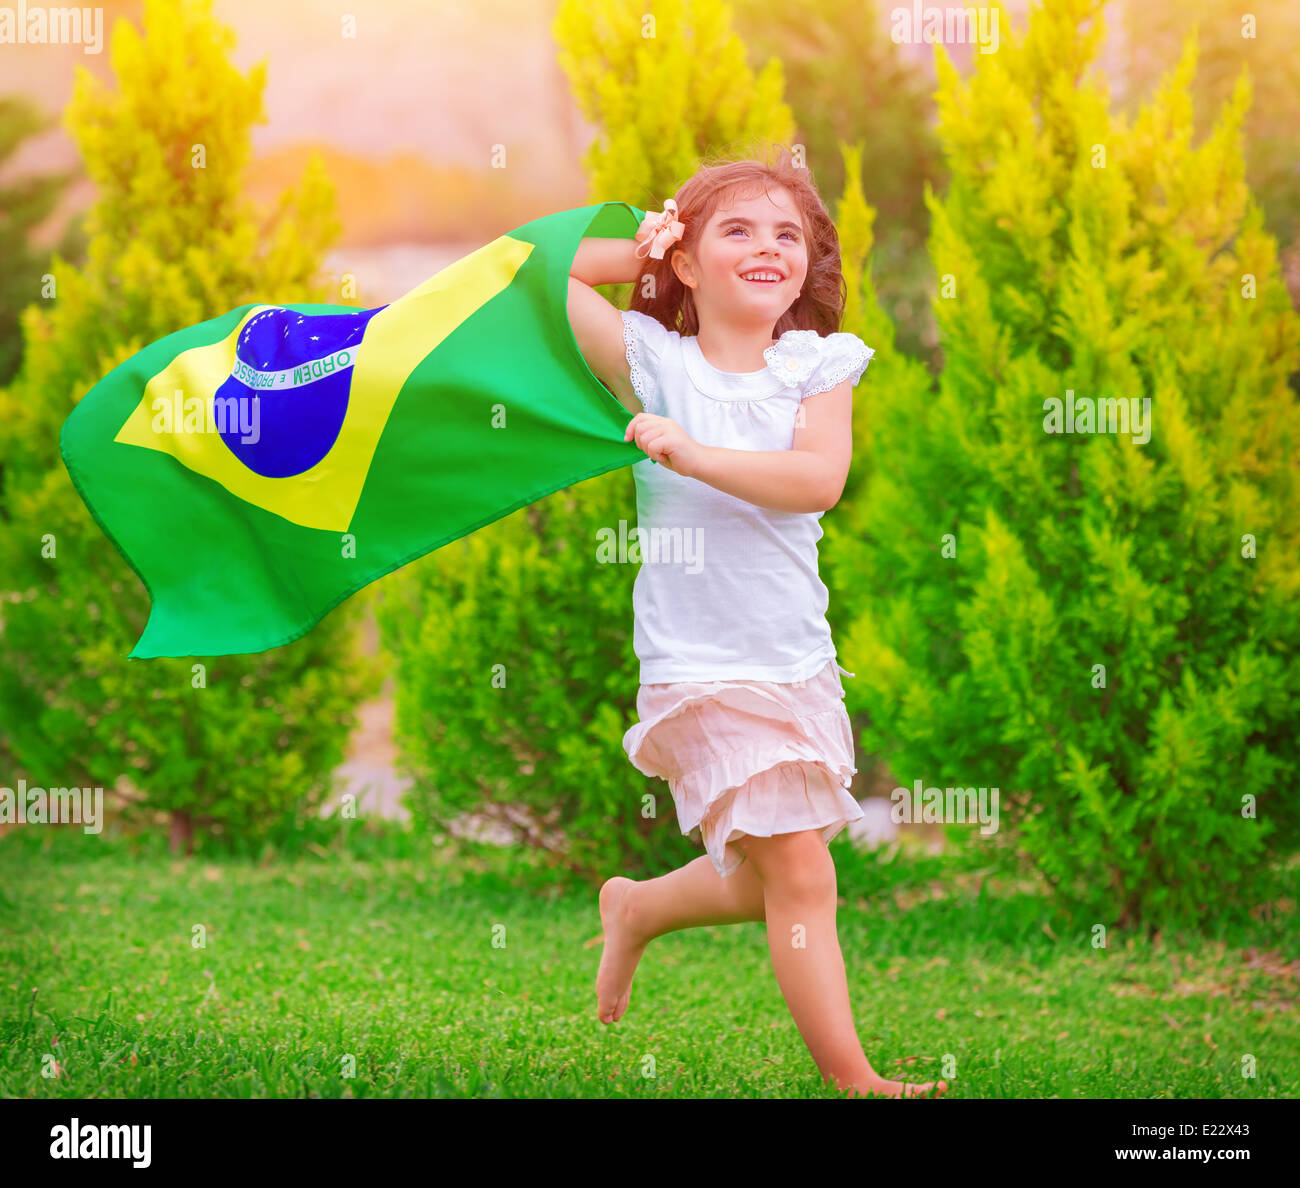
[
  {"x1": 831, "y1": 0, "x2": 1300, "y2": 929},
  {"x1": 0, "y1": 0, "x2": 379, "y2": 853}
]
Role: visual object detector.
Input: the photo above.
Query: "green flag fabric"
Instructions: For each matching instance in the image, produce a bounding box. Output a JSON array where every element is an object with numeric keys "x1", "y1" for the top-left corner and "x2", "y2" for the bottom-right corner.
[{"x1": 59, "y1": 201, "x2": 649, "y2": 658}]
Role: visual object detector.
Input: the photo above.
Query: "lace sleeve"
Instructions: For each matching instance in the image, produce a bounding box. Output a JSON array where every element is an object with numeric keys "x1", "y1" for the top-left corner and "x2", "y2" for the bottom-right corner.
[
  {"x1": 621, "y1": 309, "x2": 670, "y2": 415},
  {"x1": 803, "y1": 332, "x2": 875, "y2": 397}
]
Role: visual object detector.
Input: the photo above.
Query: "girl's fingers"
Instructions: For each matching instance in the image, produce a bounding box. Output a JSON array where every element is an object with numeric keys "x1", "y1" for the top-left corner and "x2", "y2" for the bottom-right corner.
[
  {"x1": 626, "y1": 415, "x2": 678, "y2": 466},
  {"x1": 628, "y1": 419, "x2": 653, "y2": 451}
]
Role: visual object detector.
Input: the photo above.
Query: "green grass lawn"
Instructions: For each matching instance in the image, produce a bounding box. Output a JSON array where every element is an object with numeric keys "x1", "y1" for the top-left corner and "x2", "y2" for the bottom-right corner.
[{"x1": 2, "y1": 827, "x2": 1296, "y2": 1098}]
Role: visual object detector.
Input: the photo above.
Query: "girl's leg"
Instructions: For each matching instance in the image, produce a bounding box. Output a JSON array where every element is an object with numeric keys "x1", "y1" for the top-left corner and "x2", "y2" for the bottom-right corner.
[
  {"x1": 625, "y1": 851, "x2": 766, "y2": 936},
  {"x1": 596, "y1": 853, "x2": 765, "y2": 1023},
  {"x1": 738, "y1": 829, "x2": 948, "y2": 1100}
]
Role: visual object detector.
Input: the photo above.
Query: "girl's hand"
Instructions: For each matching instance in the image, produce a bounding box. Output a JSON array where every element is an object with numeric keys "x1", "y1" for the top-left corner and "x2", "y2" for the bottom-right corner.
[{"x1": 623, "y1": 413, "x2": 704, "y2": 478}]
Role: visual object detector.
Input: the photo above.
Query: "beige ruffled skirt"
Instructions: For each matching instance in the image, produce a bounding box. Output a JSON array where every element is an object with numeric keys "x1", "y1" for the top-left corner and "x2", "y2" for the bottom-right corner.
[{"x1": 622, "y1": 658, "x2": 862, "y2": 878}]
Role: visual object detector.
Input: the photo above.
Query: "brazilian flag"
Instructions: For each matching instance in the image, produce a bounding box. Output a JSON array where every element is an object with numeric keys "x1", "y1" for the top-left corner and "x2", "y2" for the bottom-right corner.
[{"x1": 60, "y1": 201, "x2": 648, "y2": 659}]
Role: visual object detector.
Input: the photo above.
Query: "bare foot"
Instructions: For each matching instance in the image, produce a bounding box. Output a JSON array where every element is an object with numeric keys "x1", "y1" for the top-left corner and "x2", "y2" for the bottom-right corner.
[
  {"x1": 596, "y1": 876, "x2": 648, "y2": 1024},
  {"x1": 843, "y1": 1074, "x2": 949, "y2": 1100}
]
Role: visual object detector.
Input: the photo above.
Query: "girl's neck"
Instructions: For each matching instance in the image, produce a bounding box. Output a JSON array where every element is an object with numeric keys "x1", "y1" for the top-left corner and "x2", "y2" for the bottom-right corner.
[{"x1": 693, "y1": 323, "x2": 780, "y2": 373}]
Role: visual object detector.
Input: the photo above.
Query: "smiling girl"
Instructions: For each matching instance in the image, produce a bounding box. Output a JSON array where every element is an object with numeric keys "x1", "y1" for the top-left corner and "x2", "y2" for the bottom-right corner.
[{"x1": 567, "y1": 148, "x2": 946, "y2": 1101}]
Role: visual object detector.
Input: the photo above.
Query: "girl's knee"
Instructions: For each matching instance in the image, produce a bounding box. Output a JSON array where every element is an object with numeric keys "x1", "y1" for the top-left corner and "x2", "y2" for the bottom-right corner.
[{"x1": 741, "y1": 830, "x2": 835, "y2": 902}]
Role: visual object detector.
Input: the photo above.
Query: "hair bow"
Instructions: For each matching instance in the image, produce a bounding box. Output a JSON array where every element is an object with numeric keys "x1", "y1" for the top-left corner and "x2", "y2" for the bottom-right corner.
[{"x1": 633, "y1": 199, "x2": 686, "y2": 260}]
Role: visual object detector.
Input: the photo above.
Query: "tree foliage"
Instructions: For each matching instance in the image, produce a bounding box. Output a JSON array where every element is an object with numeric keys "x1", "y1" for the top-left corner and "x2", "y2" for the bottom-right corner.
[
  {"x1": 0, "y1": 0, "x2": 379, "y2": 854},
  {"x1": 729, "y1": 0, "x2": 945, "y2": 361},
  {"x1": 829, "y1": 0, "x2": 1300, "y2": 929},
  {"x1": 0, "y1": 96, "x2": 86, "y2": 388},
  {"x1": 553, "y1": 0, "x2": 795, "y2": 209}
]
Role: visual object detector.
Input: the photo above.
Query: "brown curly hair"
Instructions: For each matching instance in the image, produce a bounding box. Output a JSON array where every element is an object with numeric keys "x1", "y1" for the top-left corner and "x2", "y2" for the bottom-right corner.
[{"x1": 629, "y1": 141, "x2": 847, "y2": 339}]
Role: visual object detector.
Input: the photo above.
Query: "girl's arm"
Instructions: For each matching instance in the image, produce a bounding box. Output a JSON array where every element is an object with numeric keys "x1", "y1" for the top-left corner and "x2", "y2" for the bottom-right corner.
[
  {"x1": 570, "y1": 237, "x2": 644, "y2": 287},
  {"x1": 567, "y1": 239, "x2": 647, "y2": 414},
  {"x1": 689, "y1": 445, "x2": 837, "y2": 514},
  {"x1": 629, "y1": 380, "x2": 854, "y2": 514}
]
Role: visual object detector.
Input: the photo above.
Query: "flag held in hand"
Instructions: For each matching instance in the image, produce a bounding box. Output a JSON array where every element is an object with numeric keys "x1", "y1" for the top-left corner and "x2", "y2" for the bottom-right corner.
[{"x1": 59, "y1": 201, "x2": 647, "y2": 658}]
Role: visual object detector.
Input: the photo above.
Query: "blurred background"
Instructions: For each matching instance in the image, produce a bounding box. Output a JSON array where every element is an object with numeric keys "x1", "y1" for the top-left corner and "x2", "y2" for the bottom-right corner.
[{"x1": 13, "y1": 0, "x2": 1297, "y2": 364}]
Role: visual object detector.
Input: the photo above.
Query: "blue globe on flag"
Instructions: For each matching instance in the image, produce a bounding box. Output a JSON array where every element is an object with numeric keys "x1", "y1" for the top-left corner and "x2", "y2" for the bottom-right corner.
[{"x1": 216, "y1": 305, "x2": 385, "y2": 478}]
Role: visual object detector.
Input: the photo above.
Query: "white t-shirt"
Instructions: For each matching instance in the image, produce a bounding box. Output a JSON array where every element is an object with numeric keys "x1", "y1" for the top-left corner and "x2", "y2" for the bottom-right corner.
[{"x1": 620, "y1": 307, "x2": 874, "y2": 685}]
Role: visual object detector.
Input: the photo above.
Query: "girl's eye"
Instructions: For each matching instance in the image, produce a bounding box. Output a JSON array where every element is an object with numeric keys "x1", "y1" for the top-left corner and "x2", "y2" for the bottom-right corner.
[{"x1": 726, "y1": 227, "x2": 799, "y2": 241}]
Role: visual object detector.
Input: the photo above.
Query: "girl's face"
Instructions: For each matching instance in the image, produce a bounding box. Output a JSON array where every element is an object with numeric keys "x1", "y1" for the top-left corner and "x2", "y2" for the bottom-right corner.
[{"x1": 673, "y1": 185, "x2": 810, "y2": 329}]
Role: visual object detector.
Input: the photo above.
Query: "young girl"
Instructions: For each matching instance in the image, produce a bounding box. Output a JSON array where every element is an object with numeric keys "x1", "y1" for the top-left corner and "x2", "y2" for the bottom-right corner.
[{"x1": 567, "y1": 150, "x2": 946, "y2": 1101}]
